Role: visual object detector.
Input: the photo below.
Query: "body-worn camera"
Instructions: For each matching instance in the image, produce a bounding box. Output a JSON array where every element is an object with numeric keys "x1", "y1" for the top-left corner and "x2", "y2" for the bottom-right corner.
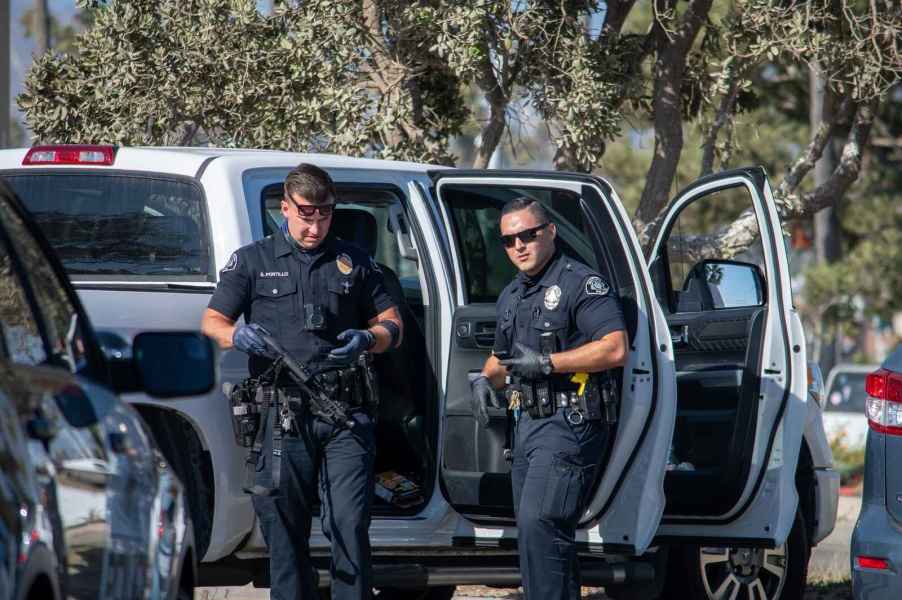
[{"x1": 304, "y1": 303, "x2": 326, "y2": 331}]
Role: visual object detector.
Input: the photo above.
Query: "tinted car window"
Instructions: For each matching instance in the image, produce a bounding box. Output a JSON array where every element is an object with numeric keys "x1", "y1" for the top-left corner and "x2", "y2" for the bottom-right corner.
[
  {"x1": 5, "y1": 173, "x2": 212, "y2": 281},
  {"x1": 825, "y1": 371, "x2": 868, "y2": 413},
  {"x1": 0, "y1": 196, "x2": 88, "y2": 372},
  {"x1": 0, "y1": 230, "x2": 47, "y2": 365}
]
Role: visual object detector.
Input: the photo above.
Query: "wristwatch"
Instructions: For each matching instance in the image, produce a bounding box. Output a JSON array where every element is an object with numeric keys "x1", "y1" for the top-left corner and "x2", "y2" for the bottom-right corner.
[{"x1": 540, "y1": 353, "x2": 554, "y2": 376}]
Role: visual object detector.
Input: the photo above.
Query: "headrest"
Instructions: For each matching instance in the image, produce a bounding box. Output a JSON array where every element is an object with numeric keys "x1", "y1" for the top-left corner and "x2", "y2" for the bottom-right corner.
[{"x1": 332, "y1": 208, "x2": 378, "y2": 257}]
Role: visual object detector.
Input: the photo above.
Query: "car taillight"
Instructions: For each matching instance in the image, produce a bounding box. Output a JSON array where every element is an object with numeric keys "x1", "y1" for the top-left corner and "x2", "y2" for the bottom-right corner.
[
  {"x1": 857, "y1": 555, "x2": 890, "y2": 570},
  {"x1": 23, "y1": 144, "x2": 116, "y2": 166},
  {"x1": 865, "y1": 368, "x2": 902, "y2": 436}
]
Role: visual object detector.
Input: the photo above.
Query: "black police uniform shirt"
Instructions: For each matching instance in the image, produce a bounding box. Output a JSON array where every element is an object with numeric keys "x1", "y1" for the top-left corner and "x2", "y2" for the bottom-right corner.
[
  {"x1": 493, "y1": 249, "x2": 625, "y2": 383},
  {"x1": 208, "y1": 229, "x2": 395, "y2": 377}
]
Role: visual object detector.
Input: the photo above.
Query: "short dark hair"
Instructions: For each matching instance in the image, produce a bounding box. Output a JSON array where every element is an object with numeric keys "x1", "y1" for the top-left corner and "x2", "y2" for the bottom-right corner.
[
  {"x1": 500, "y1": 197, "x2": 549, "y2": 223},
  {"x1": 284, "y1": 163, "x2": 336, "y2": 205}
]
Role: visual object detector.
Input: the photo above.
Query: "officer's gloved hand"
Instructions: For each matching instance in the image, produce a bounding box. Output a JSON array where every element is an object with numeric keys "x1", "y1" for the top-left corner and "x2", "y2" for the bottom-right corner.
[
  {"x1": 470, "y1": 375, "x2": 500, "y2": 427},
  {"x1": 232, "y1": 323, "x2": 276, "y2": 358},
  {"x1": 498, "y1": 342, "x2": 550, "y2": 379},
  {"x1": 327, "y1": 329, "x2": 375, "y2": 365}
]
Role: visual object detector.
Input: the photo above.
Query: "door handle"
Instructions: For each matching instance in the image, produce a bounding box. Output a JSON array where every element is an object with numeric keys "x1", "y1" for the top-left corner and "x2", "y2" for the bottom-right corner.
[
  {"x1": 455, "y1": 320, "x2": 496, "y2": 349},
  {"x1": 670, "y1": 325, "x2": 689, "y2": 347}
]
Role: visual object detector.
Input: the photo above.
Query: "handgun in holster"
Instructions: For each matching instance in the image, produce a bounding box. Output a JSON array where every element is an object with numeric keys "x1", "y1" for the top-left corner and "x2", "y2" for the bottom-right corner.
[{"x1": 599, "y1": 369, "x2": 620, "y2": 424}]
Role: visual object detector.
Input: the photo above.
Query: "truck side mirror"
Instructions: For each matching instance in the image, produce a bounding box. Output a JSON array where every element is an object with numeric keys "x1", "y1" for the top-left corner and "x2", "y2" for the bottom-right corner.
[
  {"x1": 682, "y1": 259, "x2": 766, "y2": 311},
  {"x1": 133, "y1": 332, "x2": 216, "y2": 398}
]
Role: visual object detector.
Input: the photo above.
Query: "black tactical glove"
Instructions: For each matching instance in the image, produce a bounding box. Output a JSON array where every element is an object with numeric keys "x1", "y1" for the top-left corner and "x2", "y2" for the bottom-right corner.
[
  {"x1": 232, "y1": 323, "x2": 277, "y2": 358},
  {"x1": 498, "y1": 342, "x2": 553, "y2": 379},
  {"x1": 470, "y1": 375, "x2": 501, "y2": 427},
  {"x1": 327, "y1": 328, "x2": 376, "y2": 365}
]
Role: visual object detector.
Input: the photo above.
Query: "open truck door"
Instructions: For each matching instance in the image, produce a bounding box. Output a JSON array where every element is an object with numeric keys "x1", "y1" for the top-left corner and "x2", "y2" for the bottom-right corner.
[
  {"x1": 649, "y1": 167, "x2": 807, "y2": 549},
  {"x1": 420, "y1": 172, "x2": 676, "y2": 555}
]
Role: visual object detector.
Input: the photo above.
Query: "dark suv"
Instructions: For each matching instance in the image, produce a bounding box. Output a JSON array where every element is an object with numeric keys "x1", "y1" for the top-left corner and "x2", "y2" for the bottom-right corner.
[
  {"x1": 0, "y1": 177, "x2": 216, "y2": 600},
  {"x1": 851, "y1": 344, "x2": 902, "y2": 599}
]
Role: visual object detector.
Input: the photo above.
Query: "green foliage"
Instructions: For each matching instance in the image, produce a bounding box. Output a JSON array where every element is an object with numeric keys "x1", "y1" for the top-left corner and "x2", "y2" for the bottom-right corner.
[
  {"x1": 829, "y1": 432, "x2": 865, "y2": 487},
  {"x1": 19, "y1": 0, "x2": 465, "y2": 163}
]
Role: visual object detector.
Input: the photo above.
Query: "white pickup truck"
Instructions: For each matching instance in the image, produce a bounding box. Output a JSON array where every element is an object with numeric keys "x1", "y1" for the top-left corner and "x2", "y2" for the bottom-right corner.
[{"x1": 0, "y1": 145, "x2": 839, "y2": 600}]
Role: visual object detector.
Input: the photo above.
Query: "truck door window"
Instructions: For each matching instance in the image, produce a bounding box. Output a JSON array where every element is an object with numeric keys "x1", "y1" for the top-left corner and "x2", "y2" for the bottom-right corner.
[
  {"x1": 442, "y1": 185, "x2": 597, "y2": 303},
  {"x1": 661, "y1": 185, "x2": 766, "y2": 313}
]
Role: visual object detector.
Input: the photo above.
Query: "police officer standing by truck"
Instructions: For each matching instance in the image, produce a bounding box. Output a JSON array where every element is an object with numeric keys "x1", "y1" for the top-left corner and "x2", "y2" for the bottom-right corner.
[
  {"x1": 201, "y1": 163, "x2": 402, "y2": 600},
  {"x1": 471, "y1": 197, "x2": 627, "y2": 599}
]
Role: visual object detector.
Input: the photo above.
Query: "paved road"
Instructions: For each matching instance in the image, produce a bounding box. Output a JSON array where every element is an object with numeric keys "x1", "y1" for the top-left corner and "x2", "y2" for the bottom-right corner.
[{"x1": 197, "y1": 496, "x2": 860, "y2": 599}]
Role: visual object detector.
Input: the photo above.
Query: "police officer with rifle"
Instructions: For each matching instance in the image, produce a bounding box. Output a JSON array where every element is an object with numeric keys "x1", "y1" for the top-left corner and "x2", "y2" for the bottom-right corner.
[
  {"x1": 471, "y1": 197, "x2": 627, "y2": 600},
  {"x1": 201, "y1": 163, "x2": 401, "y2": 600}
]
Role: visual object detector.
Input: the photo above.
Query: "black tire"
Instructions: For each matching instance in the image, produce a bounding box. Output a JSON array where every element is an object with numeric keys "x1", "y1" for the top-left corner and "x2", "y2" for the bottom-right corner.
[
  {"x1": 664, "y1": 509, "x2": 810, "y2": 600},
  {"x1": 375, "y1": 586, "x2": 456, "y2": 600},
  {"x1": 606, "y1": 547, "x2": 669, "y2": 600}
]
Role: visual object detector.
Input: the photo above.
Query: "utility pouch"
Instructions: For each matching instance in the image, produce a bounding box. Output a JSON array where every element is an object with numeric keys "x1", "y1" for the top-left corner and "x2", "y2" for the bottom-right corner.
[
  {"x1": 536, "y1": 381, "x2": 554, "y2": 418},
  {"x1": 580, "y1": 376, "x2": 605, "y2": 421},
  {"x1": 228, "y1": 379, "x2": 264, "y2": 448},
  {"x1": 600, "y1": 371, "x2": 620, "y2": 424},
  {"x1": 358, "y1": 352, "x2": 380, "y2": 411},
  {"x1": 520, "y1": 384, "x2": 537, "y2": 417},
  {"x1": 339, "y1": 367, "x2": 363, "y2": 407}
]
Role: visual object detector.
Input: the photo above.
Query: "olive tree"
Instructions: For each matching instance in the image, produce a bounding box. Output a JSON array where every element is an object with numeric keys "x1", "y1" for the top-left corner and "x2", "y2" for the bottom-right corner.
[{"x1": 20, "y1": 0, "x2": 902, "y2": 243}]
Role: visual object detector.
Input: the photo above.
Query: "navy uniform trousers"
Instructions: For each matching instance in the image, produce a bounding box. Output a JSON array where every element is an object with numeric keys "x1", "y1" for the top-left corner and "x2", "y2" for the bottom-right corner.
[
  {"x1": 252, "y1": 405, "x2": 375, "y2": 600},
  {"x1": 511, "y1": 409, "x2": 607, "y2": 600}
]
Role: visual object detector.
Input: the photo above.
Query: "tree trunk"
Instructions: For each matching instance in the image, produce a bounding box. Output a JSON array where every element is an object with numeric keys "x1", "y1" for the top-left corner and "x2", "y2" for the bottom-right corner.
[
  {"x1": 0, "y1": 0, "x2": 9, "y2": 148},
  {"x1": 472, "y1": 99, "x2": 505, "y2": 169},
  {"x1": 33, "y1": 0, "x2": 51, "y2": 55},
  {"x1": 634, "y1": 0, "x2": 713, "y2": 246},
  {"x1": 810, "y1": 63, "x2": 842, "y2": 374}
]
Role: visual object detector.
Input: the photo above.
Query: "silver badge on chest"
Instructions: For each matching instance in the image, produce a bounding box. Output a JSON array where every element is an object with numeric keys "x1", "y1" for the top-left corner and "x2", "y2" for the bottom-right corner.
[{"x1": 544, "y1": 285, "x2": 562, "y2": 310}]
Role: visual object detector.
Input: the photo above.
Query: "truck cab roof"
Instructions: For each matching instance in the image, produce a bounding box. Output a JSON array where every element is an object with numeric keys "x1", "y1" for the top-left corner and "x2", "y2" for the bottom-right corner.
[{"x1": 0, "y1": 145, "x2": 445, "y2": 179}]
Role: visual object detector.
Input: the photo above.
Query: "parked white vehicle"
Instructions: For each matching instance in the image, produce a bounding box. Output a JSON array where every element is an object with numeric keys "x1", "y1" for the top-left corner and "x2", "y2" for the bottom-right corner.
[
  {"x1": 822, "y1": 363, "x2": 875, "y2": 452},
  {"x1": 0, "y1": 145, "x2": 839, "y2": 599}
]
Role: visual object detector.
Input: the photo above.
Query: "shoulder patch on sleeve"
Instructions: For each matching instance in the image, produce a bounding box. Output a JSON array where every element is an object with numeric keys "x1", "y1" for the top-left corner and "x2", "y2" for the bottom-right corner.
[
  {"x1": 585, "y1": 276, "x2": 610, "y2": 296},
  {"x1": 221, "y1": 252, "x2": 238, "y2": 273}
]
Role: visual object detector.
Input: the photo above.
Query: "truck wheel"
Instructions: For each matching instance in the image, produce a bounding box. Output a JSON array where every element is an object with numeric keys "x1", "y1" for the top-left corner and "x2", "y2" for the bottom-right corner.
[
  {"x1": 668, "y1": 509, "x2": 809, "y2": 600},
  {"x1": 375, "y1": 586, "x2": 455, "y2": 599}
]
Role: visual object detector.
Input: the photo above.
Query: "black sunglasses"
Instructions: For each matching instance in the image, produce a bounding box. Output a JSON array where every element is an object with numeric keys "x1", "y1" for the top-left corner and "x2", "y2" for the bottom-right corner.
[
  {"x1": 285, "y1": 195, "x2": 334, "y2": 219},
  {"x1": 500, "y1": 223, "x2": 550, "y2": 248}
]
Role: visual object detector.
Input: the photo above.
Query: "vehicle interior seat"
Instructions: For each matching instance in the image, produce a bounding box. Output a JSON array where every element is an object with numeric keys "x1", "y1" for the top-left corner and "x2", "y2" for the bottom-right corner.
[{"x1": 331, "y1": 208, "x2": 430, "y2": 476}]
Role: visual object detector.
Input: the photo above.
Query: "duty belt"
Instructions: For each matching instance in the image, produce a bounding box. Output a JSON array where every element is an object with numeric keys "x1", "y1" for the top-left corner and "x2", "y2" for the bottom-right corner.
[
  {"x1": 505, "y1": 374, "x2": 619, "y2": 425},
  {"x1": 506, "y1": 376, "x2": 608, "y2": 424}
]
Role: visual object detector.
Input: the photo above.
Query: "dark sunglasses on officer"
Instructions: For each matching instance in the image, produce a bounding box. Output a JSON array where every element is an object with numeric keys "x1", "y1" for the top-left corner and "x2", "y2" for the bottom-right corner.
[
  {"x1": 500, "y1": 222, "x2": 550, "y2": 248},
  {"x1": 284, "y1": 194, "x2": 335, "y2": 219}
]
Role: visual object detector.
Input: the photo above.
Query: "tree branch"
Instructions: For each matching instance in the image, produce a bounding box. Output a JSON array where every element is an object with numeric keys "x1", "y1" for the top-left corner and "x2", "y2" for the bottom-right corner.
[
  {"x1": 473, "y1": 9, "x2": 513, "y2": 168},
  {"x1": 602, "y1": 0, "x2": 638, "y2": 37},
  {"x1": 699, "y1": 65, "x2": 743, "y2": 177},
  {"x1": 669, "y1": 99, "x2": 878, "y2": 262},
  {"x1": 781, "y1": 99, "x2": 879, "y2": 219},
  {"x1": 776, "y1": 96, "x2": 852, "y2": 200}
]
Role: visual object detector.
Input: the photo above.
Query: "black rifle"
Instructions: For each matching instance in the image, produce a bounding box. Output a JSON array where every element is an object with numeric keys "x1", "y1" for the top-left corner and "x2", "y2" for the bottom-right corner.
[{"x1": 257, "y1": 331, "x2": 356, "y2": 429}]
